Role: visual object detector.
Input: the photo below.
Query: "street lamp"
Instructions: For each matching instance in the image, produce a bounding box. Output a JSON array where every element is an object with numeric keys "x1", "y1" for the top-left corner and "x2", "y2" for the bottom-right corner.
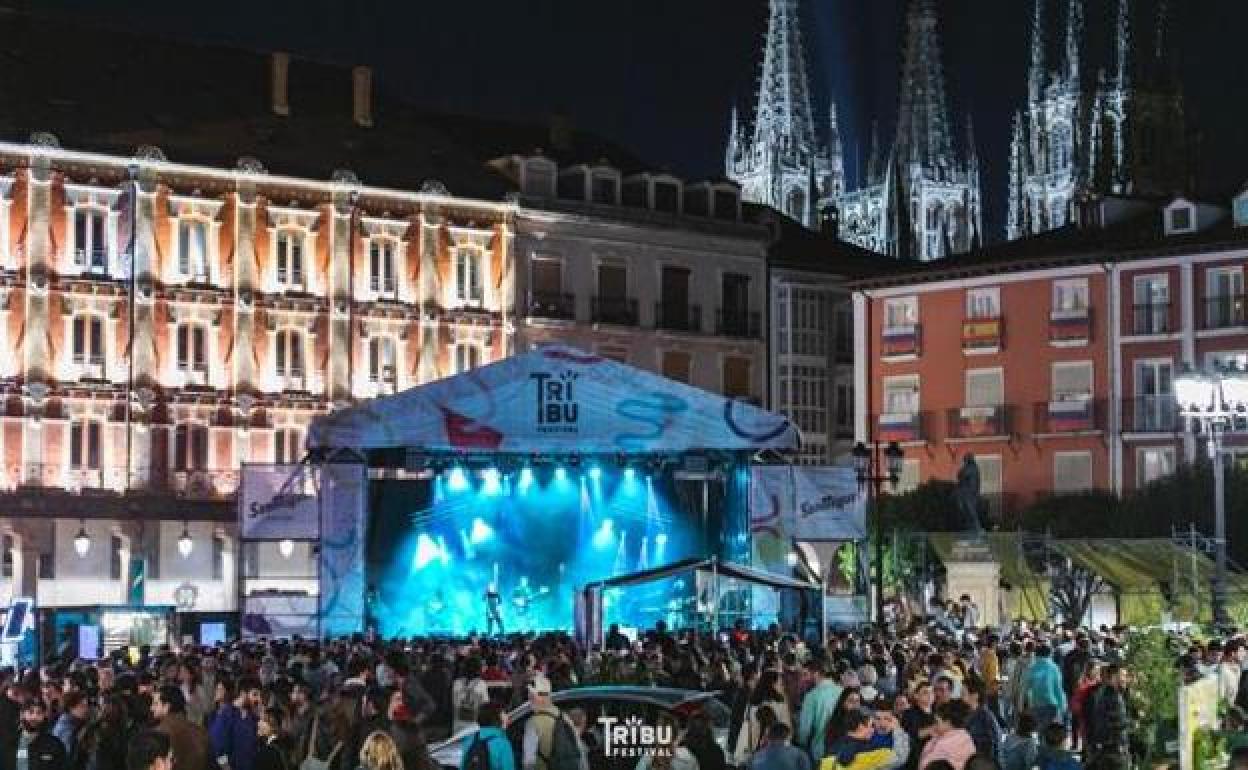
[
  {"x1": 177, "y1": 524, "x2": 194, "y2": 559},
  {"x1": 852, "y1": 440, "x2": 905, "y2": 625},
  {"x1": 73, "y1": 521, "x2": 90, "y2": 558},
  {"x1": 1174, "y1": 363, "x2": 1246, "y2": 627},
  {"x1": 278, "y1": 539, "x2": 295, "y2": 559}
]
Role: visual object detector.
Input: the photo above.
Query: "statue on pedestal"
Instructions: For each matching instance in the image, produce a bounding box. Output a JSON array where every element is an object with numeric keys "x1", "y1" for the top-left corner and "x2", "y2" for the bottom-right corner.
[{"x1": 955, "y1": 453, "x2": 983, "y2": 535}]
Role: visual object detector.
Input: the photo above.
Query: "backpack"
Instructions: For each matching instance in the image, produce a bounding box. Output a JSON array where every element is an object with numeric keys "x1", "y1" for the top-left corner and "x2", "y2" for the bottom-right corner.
[
  {"x1": 464, "y1": 734, "x2": 494, "y2": 770},
  {"x1": 536, "y1": 710, "x2": 583, "y2": 770},
  {"x1": 456, "y1": 679, "x2": 487, "y2": 723},
  {"x1": 299, "y1": 714, "x2": 343, "y2": 770}
]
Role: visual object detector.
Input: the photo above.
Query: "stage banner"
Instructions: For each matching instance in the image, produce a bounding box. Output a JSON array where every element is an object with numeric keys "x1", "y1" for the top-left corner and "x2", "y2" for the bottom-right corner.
[
  {"x1": 242, "y1": 595, "x2": 319, "y2": 639},
  {"x1": 319, "y1": 463, "x2": 368, "y2": 637},
  {"x1": 239, "y1": 464, "x2": 320, "y2": 539},
  {"x1": 792, "y1": 467, "x2": 866, "y2": 541},
  {"x1": 749, "y1": 466, "x2": 794, "y2": 622}
]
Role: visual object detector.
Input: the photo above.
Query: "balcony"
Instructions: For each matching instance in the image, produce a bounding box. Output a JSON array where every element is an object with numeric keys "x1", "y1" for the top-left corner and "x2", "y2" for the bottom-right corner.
[
  {"x1": 1123, "y1": 396, "x2": 1180, "y2": 434},
  {"x1": 591, "y1": 296, "x2": 639, "y2": 326},
  {"x1": 1049, "y1": 308, "x2": 1092, "y2": 344},
  {"x1": 655, "y1": 302, "x2": 702, "y2": 333},
  {"x1": 1131, "y1": 302, "x2": 1172, "y2": 335},
  {"x1": 962, "y1": 317, "x2": 1003, "y2": 352},
  {"x1": 1034, "y1": 398, "x2": 1103, "y2": 435},
  {"x1": 530, "y1": 292, "x2": 576, "y2": 321},
  {"x1": 74, "y1": 248, "x2": 110, "y2": 275},
  {"x1": 716, "y1": 308, "x2": 761, "y2": 339},
  {"x1": 875, "y1": 411, "x2": 924, "y2": 444},
  {"x1": 946, "y1": 405, "x2": 1012, "y2": 440},
  {"x1": 882, "y1": 324, "x2": 921, "y2": 358},
  {"x1": 0, "y1": 465, "x2": 239, "y2": 520},
  {"x1": 1201, "y1": 294, "x2": 1247, "y2": 330}
]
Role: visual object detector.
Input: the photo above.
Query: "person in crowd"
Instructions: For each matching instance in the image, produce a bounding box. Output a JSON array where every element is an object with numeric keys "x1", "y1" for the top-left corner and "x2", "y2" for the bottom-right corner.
[
  {"x1": 152, "y1": 685, "x2": 210, "y2": 770},
  {"x1": 962, "y1": 679, "x2": 1001, "y2": 764},
  {"x1": 522, "y1": 675, "x2": 582, "y2": 770},
  {"x1": 636, "y1": 713, "x2": 697, "y2": 770},
  {"x1": 916, "y1": 701, "x2": 975, "y2": 770},
  {"x1": 1084, "y1": 665, "x2": 1129, "y2": 770},
  {"x1": 1023, "y1": 646, "x2": 1067, "y2": 729},
  {"x1": 683, "y1": 712, "x2": 725, "y2": 770},
  {"x1": 824, "y1": 689, "x2": 864, "y2": 749},
  {"x1": 461, "y1": 702, "x2": 513, "y2": 770},
  {"x1": 1035, "y1": 723, "x2": 1081, "y2": 770},
  {"x1": 209, "y1": 676, "x2": 258, "y2": 770},
  {"x1": 125, "y1": 731, "x2": 172, "y2": 770},
  {"x1": 51, "y1": 691, "x2": 87, "y2": 761},
  {"x1": 735, "y1": 705, "x2": 779, "y2": 767},
  {"x1": 452, "y1": 658, "x2": 491, "y2": 735},
  {"x1": 901, "y1": 683, "x2": 936, "y2": 770},
  {"x1": 1069, "y1": 660, "x2": 1101, "y2": 754},
  {"x1": 9, "y1": 700, "x2": 68, "y2": 770},
  {"x1": 730, "y1": 664, "x2": 760, "y2": 760},
  {"x1": 358, "y1": 731, "x2": 404, "y2": 770},
  {"x1": 820, "y1": 708, "x2": 906, "y2": 770},
  {"x1": 749, "y1": 722, "x2": 809, "y2": 770},
  {"x1": 797, "y1": 661, "x2": 842, "y2": 762},
  {"x1": 1000, "y1": 712, "x2": 1038, "y2": 770},
  {"x1": 255, "y1": 708, "x2": 287, "y2": 770},
  {"x1": 974, "y1": 637, "x2": 1000, "y2": 721}
]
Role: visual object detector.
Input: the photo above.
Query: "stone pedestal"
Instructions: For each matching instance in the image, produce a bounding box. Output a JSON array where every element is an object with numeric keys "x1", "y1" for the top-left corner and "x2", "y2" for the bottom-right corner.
[{"x1": 944, "y1": 538, "x2": 1002, "y2": 628}]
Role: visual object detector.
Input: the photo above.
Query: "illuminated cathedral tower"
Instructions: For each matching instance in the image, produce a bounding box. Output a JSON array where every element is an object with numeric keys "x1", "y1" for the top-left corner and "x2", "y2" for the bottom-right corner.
[
  {"x1": 836, "y1": 0, "x2": 982, "y2": 261},
  {"x1": 726, "y1": 0, "x2": 844, "y2": 229},
  {"x1": 1007, "y1": 0, "x2": 1188, "y2": 240}
]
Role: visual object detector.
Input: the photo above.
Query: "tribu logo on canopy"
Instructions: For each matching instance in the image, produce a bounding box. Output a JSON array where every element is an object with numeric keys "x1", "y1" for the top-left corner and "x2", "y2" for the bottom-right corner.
[{"x1": 531, "y1": 370, "x2": 580, "y2": 434}]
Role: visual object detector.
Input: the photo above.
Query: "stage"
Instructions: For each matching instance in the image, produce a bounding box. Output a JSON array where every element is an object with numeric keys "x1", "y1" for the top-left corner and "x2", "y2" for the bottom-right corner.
[{"x1": 291, "y1": 345, "x2": 800, "y2": 638}]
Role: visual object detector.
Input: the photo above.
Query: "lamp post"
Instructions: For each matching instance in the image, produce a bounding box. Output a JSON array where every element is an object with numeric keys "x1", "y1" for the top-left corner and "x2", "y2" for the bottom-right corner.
[
  {"x1": 1173, "y1": 364, "x2": 1246, "y2": 627},
  {"x1": 852, "y1": 440, "x2": 904, "y2": 625}
]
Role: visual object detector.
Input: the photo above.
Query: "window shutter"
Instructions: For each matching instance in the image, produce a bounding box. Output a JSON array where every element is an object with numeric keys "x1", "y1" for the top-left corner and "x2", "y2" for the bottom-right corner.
[
  {"x1": 90, "y1": 212, "x2": 105, "y2": 263},
  {"x1": 174, "y1": 425, "x2": 188, "y2": 471},
  {"x1": 384, "y1": 244, "x2": 396, "y2": 292},
  {"x1": 1052, "y1": 363, "x2": 1092, "y2": 400},
  {"x1": 87, "y1": 422, "x2": 100, "y2": 469},
  {"x1": 89, "y1": 319, "x2": 103, "y2": 364},
  {"x1": 193, "y1": 327, "x2": 206, "y2": 370},
  {"x1": 291, "y1": 237, "x2": 303, "y2": 285},
  {"x1": 965, "y1": 370, "x2": 1003, "y2": 407},
  {"x1": 275, "y1": 332, "x2": 287, "y2": 375},
  {"x1": 70, "y1": 422, "x2": 83, "y2": 468}
]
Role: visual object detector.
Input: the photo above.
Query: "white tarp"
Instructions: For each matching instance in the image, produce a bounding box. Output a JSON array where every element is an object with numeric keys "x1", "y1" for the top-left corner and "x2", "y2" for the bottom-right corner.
[
  {"x1": 792, "y1": 467, "x2": 866, "y2": 540},
  {"x1": 319, "y1": 463, "x2": 368, "y2": 636},
  {"x1": 238, "y1": 464, "x2": 320, "y2": 539},
  {"x1": 307, "y1": 345, "x2": 799, "y2": 454}
]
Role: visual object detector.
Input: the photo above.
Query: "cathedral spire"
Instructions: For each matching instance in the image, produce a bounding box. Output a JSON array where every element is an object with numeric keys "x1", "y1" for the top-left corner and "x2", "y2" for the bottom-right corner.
[
  {"x1": 752, "y1": 0, "x2": 818, "y2": 151},
  {"x1": 1065, "y1": 0, "x2": 1082, "y2": 87},
  {"x1": 1115, "y1": 0, "x2": 1131, "y2": 89},
  {"x1": 894, "y1": 0, "x2": 955, "y2": 173},
  {"x1": 1028, "y1": 0, "x2": 1046, "y2": 102},
  {"x1": 726, "y1": 104, "x2": 740, "y2": 170}
]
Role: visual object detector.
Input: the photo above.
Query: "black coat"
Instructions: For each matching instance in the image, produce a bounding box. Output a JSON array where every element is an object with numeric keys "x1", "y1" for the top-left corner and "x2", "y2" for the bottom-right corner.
[{"x1": 11, "y1": 731, "x2": 68, "y2": 770}]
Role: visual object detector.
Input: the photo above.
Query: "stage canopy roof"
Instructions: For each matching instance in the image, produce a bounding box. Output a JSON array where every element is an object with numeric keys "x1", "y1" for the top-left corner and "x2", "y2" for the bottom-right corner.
[
  {"x1": 590, "y1": 556, "x2": 818, "y2": 592},
  {"x1": 307, "y1": 345, "x2": 800, "y2": 455}
]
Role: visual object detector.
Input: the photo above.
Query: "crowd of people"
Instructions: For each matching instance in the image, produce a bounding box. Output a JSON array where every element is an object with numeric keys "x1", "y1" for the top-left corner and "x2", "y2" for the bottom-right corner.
[{"x1": 3, "y1": 603, "x2": 1248, "y2": 770}]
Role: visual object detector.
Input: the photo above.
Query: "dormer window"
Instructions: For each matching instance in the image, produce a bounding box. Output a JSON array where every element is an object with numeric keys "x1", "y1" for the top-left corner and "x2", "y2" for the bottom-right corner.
[
  {"x1": 275, "y1": 229, "x2": 305, "y2": 290},
  {"x1": 178, "y1": 219, "x2": 210, "y2": 282},
  {"x1": 73, "y1": 207, "x2": 108, "y2": 273},
  {"x1": 1164, "y1": 199, "x2": 1197, "y2": 236},
  {"x1": 1234, "y1": 191, "x2": 1248, "y2": 228},
  {"x1": 591, "y1": 172, "x2": 619, "y2": 205},
  {"x1": 524, "y1": 159, "x2": 556, "y2": 197}
]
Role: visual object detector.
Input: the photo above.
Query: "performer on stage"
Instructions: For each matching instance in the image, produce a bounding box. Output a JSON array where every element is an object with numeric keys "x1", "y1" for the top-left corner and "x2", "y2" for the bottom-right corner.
[
  {"x1": 484, "y1": 582, "x2": 503, "y2": 636},
  {"x1": 512, "y1": 576, "x2": 534, "y2": 622}
]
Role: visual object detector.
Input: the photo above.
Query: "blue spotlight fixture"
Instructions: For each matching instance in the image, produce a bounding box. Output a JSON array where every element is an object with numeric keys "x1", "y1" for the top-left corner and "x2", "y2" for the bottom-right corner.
[
  {"x1": 655, "y1": 532, "x2": 668, "y2": 546},
  {"x1": 588, "y1": 465, "x2": 603, "y2": 481},
  {"x1": 592, "y1": 519, "x2": 615, "y2": 548},
  {"x1": 482, "y1": 468, "x2": 502, "y2": 495},
  {"x1": 623, "y1": 467, "x2": 636, "y2": 481},
  {"x1": 554, "y1": 466, "x2": 568, "y2": 482},
  {"x1": 518, "y1": 466, "x2": 535, "y2": 491},
  {"x1": 447, "y1": 466, "x2": 469, "y2": 491},
  {"x1": 470, "y1": 518, "x2": 494, "y2": 544},
  {"x1": 413, "y1": 534, "x2": 441, "y2": 570}
]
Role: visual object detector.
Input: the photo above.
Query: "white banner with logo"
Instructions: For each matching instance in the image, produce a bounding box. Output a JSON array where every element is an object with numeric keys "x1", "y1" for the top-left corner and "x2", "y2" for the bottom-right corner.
[
  {"x1": 792, "y1": 467, "x2": 865, "y2": 540},
  {"x1": 238, "y1": 464, "x2": 320, "y2": 539}
]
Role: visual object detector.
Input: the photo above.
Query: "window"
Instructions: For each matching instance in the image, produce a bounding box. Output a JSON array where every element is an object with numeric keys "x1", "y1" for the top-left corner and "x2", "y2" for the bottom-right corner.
[
  {"x1": 532, "y1": 259, "x2": 562, "y2": 297},
  {"x1": 661, "y1": 351, "x2": 691, "y2": 384},
  {"x1": 1052, "y1": 279, "x2": 1089, "y2": 316},
  {"x1": 110, "y1": 535, "x2": 122, "y2": 580},
  {"x1": 722, "y1": 273, "x2": 751, "y2": 315},
  {"x1": 1133, "y1": 359, "x2": 1174, "y2": 432},
  {"x1": 1167, "y1": 205, "x2": 1194, "y2": 234},
  {"x1": 1205, "y1": 267, "x2": 1245, "y2": 328},
  {"x1": 71, "y1": 315, "x2": 105, "y2": 375},
  {"x1": 369, "y1": 239, "x2": 397, "y2": 296},
  {"x1": 1206, "y1": 351, "x2": 1248, "y2": 371},
  {"x1": 212, "y1": 534, "x2": 225, "y2": 580},
  {"x1": 654, "y1": 182, "x2": 680, "y2": 213},
  {"x1": 274, "y1": 427, "x2": 303, "y2": 464},
  {"x1": 369, "y1": 336, "x2": 397, "y2": 388},
  {"x1": 176, "y1": 324, "x2": 208, "y2": 375},
  {"x1": 454, "y1": 343, "x2": 480, "y2": 374},
  {"x1": 597, "y1": 263, "x2": 627, "y2": 300},
  {"x1": 274, "y1": 329, "x2": 305, "y2": 388},
  {"x1": 1052, "y1": 361, "x2": 1093, "y2": 401},
  {"x1": 275, "y1": 230, "x2": 304, "y2": 289},
  {"x1": 1235, "y1": 196, "x2": 1248, "y2": 228},
  {"x1": 884, "y1": 297, "x2": 918, "y2": 329},
  {"x1": 835, "y1": 383, "x2": 853, "y2": 432},
  {"x1": 834, "y1": 304, "x2": 853, "y2": 359},
  {"x1": 69, "y1": 419, "x2": 102, "y2": 470},
  {"x1": 713, "y1": 189, "x2": 738, "y2": 221},
  {"x1": 1054, "y1": 451, "x2": 1093, "y2": 494},
  {"x1": 1137, "y1": 447, "x2": 1175, "y2": 487},
  {"x1": 883, "y1": 375, "x2": 919, "y2": 415},
  {"x1": 965, "y1": 369, "x2": 1003, "y2": 407},
  {"x1": 723, "y1": 357, "x2": 751, "y2": 400},
  {"x1": 178, "y1": 219, "x2": 210, "y2": 281},
  {"x1": 966, "y1": 287, "x2": 1000, "y2": 319},
  {"x1": 173, "y1": 423, "x2": 209, "y2": 471},
  {"x1": 455, "y1": 247, "x2": 483, "y2": 304},
  {"x1": 73, "y1": 207, "x2": 107, "y2": 271},
  {"x1": 1133, "y1": 275, "x2": 1170, "y2": 334}
]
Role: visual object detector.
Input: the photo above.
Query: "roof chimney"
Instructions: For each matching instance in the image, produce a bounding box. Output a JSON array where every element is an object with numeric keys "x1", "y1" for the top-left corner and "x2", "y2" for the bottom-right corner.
[
  {"x1": 271, "y1": 52, "x2": 290, "y2": 116},
  {"x1": 352, "y1": 65, "x2": 373, "y2": 128}
]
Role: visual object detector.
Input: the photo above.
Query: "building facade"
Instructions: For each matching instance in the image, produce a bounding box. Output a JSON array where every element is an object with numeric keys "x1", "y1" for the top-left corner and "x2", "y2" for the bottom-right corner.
[
  {"x1": 854, "y1": 193, "x2": 1248, "y2": 517},
  {"x1": 1007, "y1": 0, "x2": 1188, "y2": 240}
]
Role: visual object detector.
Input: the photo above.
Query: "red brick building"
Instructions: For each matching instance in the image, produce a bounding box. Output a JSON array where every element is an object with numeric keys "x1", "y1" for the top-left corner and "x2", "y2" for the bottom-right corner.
[{"x1": 852, "y1": 195, "x2": 1248, "y2": 518}]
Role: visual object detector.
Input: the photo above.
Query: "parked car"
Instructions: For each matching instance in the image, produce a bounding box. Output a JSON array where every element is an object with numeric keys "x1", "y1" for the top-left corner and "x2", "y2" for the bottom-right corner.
[{"x1": 429, "y1": 686, "x2": 731, "y2": 770}]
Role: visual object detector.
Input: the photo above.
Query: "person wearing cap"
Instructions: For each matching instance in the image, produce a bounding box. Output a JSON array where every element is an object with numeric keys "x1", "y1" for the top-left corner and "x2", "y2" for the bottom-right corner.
[
  {"x1": 797, "y1": 660, "x2": 842, "y2": 762},
  {"x1": 521, "y1": 675, "x2": 575, "y2": 770}
]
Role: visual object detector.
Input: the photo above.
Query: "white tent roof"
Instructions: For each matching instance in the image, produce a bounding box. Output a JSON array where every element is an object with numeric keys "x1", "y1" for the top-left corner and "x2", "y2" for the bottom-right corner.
[{"x1": 307, "y1": 345, "x2": 799, "y2": 454}]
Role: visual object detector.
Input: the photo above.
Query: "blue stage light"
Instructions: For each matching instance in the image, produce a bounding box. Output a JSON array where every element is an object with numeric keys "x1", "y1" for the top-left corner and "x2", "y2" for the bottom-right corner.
[
  {"x1": 592, "y1": 519, "x2": 615, "y2": 548},
  {"x1": 623, "y1": 467, "x2": 636, "y2": 481},
  {"x1": 588, "y1": 465, "x2": 603, "y2": 481},
  {"x1": 554, "y1": 466, "x2": 568, "y2": 482},
  {"x1": 447, "y1": 466, "x2": 469, "y2": 491},
  {"x1": 655, "y1": 532, "x2": 668, "y2": 546},
  {"x1": 482, "y1": 468, "x2": 502, "y2": 495},
  {"x1": 413, "y1": 534, "x2": 441, "y2": 570},
  {"x1": 518, "y1": 466, "x2": 535, "y2": 491},
  {"x1": 470, "y1": 518, "x2": 494, "y2": 544}
]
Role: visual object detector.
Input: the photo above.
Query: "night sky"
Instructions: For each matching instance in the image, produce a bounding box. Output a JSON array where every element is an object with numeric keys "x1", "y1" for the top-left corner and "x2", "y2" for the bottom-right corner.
[{"x1": 30, "y1": 0, "x2": 1248, "y2": 241}]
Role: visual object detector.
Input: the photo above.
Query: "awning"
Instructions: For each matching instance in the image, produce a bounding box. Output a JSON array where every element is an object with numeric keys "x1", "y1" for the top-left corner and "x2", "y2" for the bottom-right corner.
[
  {"x1": 307, "y1": 345, "x2": 799, "y2": 455},
  {"x1": 592, "y1": 557, "x2": 819, "y2": 592}
]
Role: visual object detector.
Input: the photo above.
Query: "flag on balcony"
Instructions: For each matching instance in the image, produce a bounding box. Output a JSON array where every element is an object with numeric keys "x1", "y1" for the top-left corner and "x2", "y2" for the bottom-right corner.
[
  {"x1": 878, "y1": 412, "x2": 919, "y2": 442},
  {"x1": 1049, "y1": 313, "x2": 1090, "y2": 341},
  {"x1": 959, "y1": 406, "x2": 1002, "y2": 437},
  {"x1": 882, "y1": 326, "x2": 919, "y2": 356},
  {"x1": 1048, "y1": 399, "x2": 1093, "y2": 431},
  {"x1": 962, "y1": 319, "x2": 1002, "y2": 348}
]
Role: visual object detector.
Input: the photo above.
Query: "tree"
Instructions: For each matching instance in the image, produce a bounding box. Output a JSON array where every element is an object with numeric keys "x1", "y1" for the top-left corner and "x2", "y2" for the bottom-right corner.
[{"x1": 1047, "y1": 558, "x2": 1109, "y2": 626}]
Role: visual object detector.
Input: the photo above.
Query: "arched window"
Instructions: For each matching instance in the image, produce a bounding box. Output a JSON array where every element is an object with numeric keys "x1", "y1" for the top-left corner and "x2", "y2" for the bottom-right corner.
[
  {"x1": 71, "y1": 314, "x2": 105, "y2": 379},
  {"x1": 369, "y1": 336, "x2": 397, "y2": 391},
  {"x1": 275, "y1": 229, "x2": 305, "y2": 290},
  {"x1": 369, "y1": 238, "x2": 398, "y2": 297},
  {"x1": 274, "y1": 329, "x2": 305, "y2": 390},
  {"x1": 176, "y1": 323, "x2": 208, "y2": 381}
]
